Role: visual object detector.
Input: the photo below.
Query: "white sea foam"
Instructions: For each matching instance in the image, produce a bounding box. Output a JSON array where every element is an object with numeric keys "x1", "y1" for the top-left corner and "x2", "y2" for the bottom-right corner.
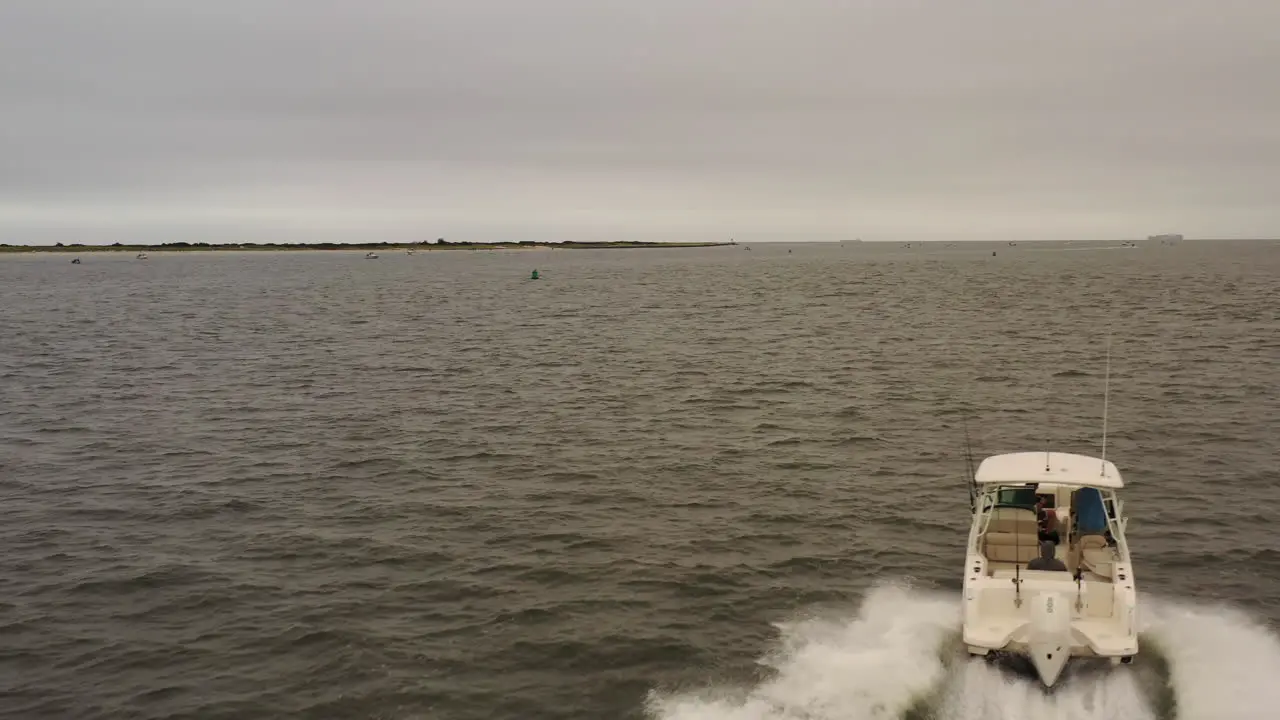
[
  {"x1": 647, "y1": 582, "x2": 1280, "y2": 720},
  {"x1": 1136, "y1": 594, "x2": 1280, "y2": 720}
]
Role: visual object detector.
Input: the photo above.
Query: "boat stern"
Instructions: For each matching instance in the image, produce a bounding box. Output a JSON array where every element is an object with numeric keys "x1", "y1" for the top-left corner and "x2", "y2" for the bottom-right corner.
[{"x1": 961, "y1": 569, "x2": 1140, "y2": 687}]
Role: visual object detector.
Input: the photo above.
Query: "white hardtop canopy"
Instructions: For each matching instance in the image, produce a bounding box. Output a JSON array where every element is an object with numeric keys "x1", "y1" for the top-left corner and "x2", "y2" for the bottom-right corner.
[{"x1": 974, "y1": 451, "x2": 1124, "y2": 489}]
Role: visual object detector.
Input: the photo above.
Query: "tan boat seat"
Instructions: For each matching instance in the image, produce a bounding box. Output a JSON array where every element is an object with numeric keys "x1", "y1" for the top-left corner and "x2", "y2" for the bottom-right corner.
[
  {"x1": 983, "y1": 531, "x2": 1041, "y2": 564},
  {"x1": 987, "y1": 507, "x2": 1039, "y2": 534},
  {"x1": 1075, "y1": 534, "x2": 1114, "y2": 577}
]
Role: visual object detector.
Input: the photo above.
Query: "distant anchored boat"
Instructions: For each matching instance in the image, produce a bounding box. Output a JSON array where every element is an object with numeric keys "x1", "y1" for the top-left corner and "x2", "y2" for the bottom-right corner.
[
  {"x1": 364, "y1": 252, "x2": 379, "y2": 259},
  {"x1": 1147, "y1": 233, "x2": 1182, "y2": 243}
]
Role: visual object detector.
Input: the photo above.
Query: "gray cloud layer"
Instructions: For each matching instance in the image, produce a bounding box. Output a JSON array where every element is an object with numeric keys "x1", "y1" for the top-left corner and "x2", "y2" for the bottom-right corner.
[{"x1": 2, "y1": 1, "x2": 1277, "y2": 243}]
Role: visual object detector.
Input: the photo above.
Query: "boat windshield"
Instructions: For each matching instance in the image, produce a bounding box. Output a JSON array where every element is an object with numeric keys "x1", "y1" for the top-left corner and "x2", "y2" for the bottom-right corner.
[{"x1": 994, "y1": 486, "x2": 1037, "y2": 509}]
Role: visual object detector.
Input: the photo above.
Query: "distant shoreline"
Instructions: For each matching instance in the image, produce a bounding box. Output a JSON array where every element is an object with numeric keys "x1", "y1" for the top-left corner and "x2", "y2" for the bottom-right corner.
[{"x1": 0, "y1": 241, "x2": 734, "y2": 253}]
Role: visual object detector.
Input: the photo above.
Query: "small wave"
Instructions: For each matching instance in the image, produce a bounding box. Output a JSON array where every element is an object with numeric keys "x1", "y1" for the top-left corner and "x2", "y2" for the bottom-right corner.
[
  {"x1": 833, "y1": 435, "x2": 885, "y2": 446},
  {"x1": 331, "y1": 456, "x2": 402, "y2": 470},
  {"x1": 169, "y1": 496, "x2": 261, "y2": 520},
  {"x1": 70, "y1": 563, "x2": 223, "y2": 596},
  {"x1": 33, "y1": 424, "x2": 96, "y2": 434},
  {"x1": 773, "y1": 461, "x2": 841, "y2": 470},
  {"x1": 434, "y1": 451, "x2": 524, "y2": 462},
  {"x1": 537, "y1": 468, "x2": 601, "y2": 479}
]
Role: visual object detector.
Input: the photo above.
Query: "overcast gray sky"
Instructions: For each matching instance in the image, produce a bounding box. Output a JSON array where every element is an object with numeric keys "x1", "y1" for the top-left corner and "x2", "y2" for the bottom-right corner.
[{"x1": 2, "y1": 1, "x2": 1277, "y2": 244}]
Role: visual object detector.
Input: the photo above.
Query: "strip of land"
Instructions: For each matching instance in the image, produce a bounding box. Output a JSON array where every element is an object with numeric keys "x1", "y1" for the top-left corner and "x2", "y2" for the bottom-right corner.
[{"x1": 0, "y1": 240, "x2": 735, "y2": 253}]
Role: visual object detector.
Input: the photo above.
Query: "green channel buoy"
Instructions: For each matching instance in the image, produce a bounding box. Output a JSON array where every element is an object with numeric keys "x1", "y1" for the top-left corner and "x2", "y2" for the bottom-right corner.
[{"x1": 531, "y1": 269, "x2": 540, "y2": 280}]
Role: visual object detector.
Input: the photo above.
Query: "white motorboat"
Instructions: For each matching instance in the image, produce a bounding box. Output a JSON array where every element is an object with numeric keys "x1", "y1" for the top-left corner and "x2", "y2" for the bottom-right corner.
[
  {"x1": 364, "y1": 252, "x2": 379, "y2": 259},
  {"x1": 961, "y1": 450, "x2": 1138, "y2": 687}
]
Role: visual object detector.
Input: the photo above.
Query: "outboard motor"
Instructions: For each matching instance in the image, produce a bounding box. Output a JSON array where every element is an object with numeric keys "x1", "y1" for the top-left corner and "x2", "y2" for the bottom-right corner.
[{"x1": 1028, "y1": 591, "x2": 1071, "y2": 687}]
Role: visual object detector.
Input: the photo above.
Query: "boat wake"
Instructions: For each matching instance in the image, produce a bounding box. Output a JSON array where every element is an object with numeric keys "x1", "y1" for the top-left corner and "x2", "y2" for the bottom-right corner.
[{"x1": 646, "y1": 581, "x2": 1280, "y2": 720}]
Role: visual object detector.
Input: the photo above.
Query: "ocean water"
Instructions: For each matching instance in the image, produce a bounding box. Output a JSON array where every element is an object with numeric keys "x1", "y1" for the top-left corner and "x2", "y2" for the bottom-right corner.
[{"x1": 1, "y1": 240, "x2": 1278, "y2": 720}]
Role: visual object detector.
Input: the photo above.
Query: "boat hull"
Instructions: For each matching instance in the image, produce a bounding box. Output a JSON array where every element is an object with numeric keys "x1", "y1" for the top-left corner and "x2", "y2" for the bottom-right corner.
[{"x1": 962, "y1": 561, "x2": 1138, "y2": 687}]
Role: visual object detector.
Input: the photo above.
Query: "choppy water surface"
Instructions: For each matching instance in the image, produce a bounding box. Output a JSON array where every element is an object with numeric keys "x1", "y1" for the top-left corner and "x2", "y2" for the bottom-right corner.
[{"x1": 2, "y1": 240, "x2": 1278, "y2": 720}]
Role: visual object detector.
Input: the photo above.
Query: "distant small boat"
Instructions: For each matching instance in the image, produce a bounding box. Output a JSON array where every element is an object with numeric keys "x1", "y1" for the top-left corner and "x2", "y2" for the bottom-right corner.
[
  {"x1": 71, "y1": 258, "x2": 81, "y2": 264},
  {"x1": 136, "y1": 252, "x2": 148, "y2": 260},
  {"x1": 365, "y1": 252, "x2": 379, "y2": 259}
]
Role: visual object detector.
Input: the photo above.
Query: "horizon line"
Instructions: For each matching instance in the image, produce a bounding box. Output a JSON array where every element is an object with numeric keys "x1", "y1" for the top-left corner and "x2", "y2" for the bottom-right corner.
[{"x1": 4, "y1": 237, "x2": 1279, "y2": 249}]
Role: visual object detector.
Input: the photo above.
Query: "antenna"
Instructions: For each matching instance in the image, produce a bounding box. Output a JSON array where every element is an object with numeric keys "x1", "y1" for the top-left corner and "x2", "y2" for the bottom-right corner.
[
  {"x1": 963, "y1": 417, "x2": 978, "y2": 511},
  {"x1": 1100, "y1": 335, "x2": 1112, "y2": 476}
]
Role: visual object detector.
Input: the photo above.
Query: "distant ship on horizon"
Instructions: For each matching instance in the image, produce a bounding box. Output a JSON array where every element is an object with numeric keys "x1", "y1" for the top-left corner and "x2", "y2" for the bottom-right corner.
[{"x1": 1147, "y1": 233, "x2": 1183, "y2": 242}]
